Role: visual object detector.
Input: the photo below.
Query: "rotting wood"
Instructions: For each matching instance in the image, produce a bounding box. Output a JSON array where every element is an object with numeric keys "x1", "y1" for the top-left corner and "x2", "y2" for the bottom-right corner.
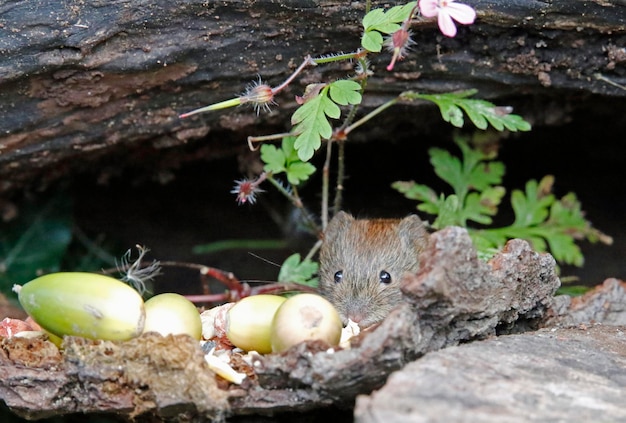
[{"x1": 0, "y1": 1, "x2": 625, "y2": 197}]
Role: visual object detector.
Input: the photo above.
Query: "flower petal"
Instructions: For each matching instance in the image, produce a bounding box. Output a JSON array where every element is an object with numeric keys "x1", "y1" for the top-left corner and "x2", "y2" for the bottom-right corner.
[
  {"x1": 447, "y1": 3, "x2": 476, "y2": 25},
  {"x1": 437, "y1": 11, "x2": 458, "y2": 37},
  {"x1": 419, "y1": 0, "x2": 439, "y2": 18}
]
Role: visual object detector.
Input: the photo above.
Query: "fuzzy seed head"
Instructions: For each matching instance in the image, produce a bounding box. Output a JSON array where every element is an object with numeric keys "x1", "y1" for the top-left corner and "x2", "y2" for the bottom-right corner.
[
  {"x1": 241, "y1": 79, "x2": 276, "y2": 114},
  {"x1": 231, "y1": 178, "x2": 265, "y2": 205}
]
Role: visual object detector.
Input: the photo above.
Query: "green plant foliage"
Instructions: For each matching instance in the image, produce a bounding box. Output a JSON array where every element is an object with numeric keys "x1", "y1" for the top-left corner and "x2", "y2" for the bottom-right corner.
[
  {"x1": 361, "y1": 2, "x2": 416, "y2": 52},
  {"x1": 393, "y1": 138, "x2": 506, "y2": 228},
  {"x1": 403, "y1": 90, "x2": 532, "y2": 132},
  {"x1": 277, "y1": 253, "x2": 319, "y2": 288},
  {"x1": 261, "y1": 136, "x2": 316, "y2": 185},
  {"x1": 392, "y1": 138, "x2": 611, "y2": 267},
  {"x1": 0, "y1": 193, "x2": 73, "y2": 300},
  {"x1": 556, "y1": 285, "x2": 592, "y2": 297},
  {"x1": 192, "y1": 239, "x2": 287, "y2": 255},
  {"x1": 291, "y1": 80, "x2": 362, "y2": 161},
  {"x1": 472, "y1": 178, "x2": 610, "y2": 267}
]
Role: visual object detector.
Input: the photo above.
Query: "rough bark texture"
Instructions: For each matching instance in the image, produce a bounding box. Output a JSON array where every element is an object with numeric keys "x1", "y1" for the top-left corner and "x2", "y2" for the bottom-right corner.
[
  {"x1": 1, "y1": 228, "x2": 626, "y2": 421},
  {"x1": 1, "y1": 0, "x2": 625, "y2": 197},
  {"x1": 354, "y1": 324, "x2": 626, "y2": 423},
  {"x1": 0, "y1": 228, "x2": 562, "y2": 420}
]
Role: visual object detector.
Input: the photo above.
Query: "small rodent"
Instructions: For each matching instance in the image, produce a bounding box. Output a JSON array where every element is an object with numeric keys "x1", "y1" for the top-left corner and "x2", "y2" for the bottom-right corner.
[{"x1": 319, "y1": 211, "x2": 429, "y2": 328}]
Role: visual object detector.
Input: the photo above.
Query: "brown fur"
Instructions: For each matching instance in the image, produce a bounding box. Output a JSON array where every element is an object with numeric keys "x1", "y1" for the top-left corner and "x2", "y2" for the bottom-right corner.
[{"x1": 319, "y1": 211, "x2": 429, "y2": 328}]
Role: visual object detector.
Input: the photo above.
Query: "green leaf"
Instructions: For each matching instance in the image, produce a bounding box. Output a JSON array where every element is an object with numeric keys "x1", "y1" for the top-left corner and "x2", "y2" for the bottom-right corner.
[
  {"x1": 361, "y1": 2, "x2": 416, "y2": 52},
  {"x1": 403, "y1": 90, "x2": 532, "y2": 132},
  {"x1": 511, "y1": 179, "x2": 554, "y2": 227},
  {"x1": 432, "y1": 195, "x2": 461, "y2": 229},
  {"x1": 261, "y1": 137, "x2": 317, "y2": 185},
  {"x1": 0, "y1": 193, "x2": 73, "y2": 299},
  {"x1": 361, "y1": 31, "x2": 384, "y2": 52},
  {"x1": 329, "y1": 80, "x2": 362, "y2": 106},
  {"x1": 292, "y1": 91, "x2": 337, "y2": 161},
  {"x1": 393, "y1": 137, "x2": 608, "y2": 268},
  {"x1": 287, "y1": 161, "x2": 316, "y2": 185},
  {"x1": 260, "y1": 144, "x2": 287, "y2": 174},
  {"x1": 429, "y1": 139, "x2": 505, "y2": 203},
  {"x1": 391, "y1": 180, "x2": 438, "y2": 203},
  {"x1": 292, "y1": 82, "x2": 358, "y2": 161},
  {"x1": 545, "y1": 231, "x2": 583, "y2": 267},
  {"x1": 556, "y1": 285, "x2": 592, "y2": 297},
  {"x1": 392, "y1": 180, "x2": 441, "y2": 215},
  {"x1": 278, "y1": 253, "x2": 319, "y2": 287},
  {"x1": 461, "y1": 186, "x2": 506, "y2": 225},
  {"x1": 429, "y1": 147, "x2": 464, "y2": 192}
]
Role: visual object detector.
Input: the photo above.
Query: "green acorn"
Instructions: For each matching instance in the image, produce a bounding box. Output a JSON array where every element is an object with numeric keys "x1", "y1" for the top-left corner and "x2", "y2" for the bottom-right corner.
[{"x1": 14, "y1": 272, "x2": 145, "y2": 341}]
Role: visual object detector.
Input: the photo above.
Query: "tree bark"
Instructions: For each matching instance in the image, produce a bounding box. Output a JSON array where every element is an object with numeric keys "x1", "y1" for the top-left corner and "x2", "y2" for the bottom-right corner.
[{"x1": 0, "y1": 0, "x2": 625, "y2": 196}]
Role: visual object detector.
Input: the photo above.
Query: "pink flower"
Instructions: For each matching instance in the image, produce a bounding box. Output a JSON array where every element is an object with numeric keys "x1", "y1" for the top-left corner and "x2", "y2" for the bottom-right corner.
[
  {"x1": 385, "y1": 29, "x2": 415, "y2": 71},
  {"x1": 419, "y1": 0, "x2": 476, "y2": 38}
]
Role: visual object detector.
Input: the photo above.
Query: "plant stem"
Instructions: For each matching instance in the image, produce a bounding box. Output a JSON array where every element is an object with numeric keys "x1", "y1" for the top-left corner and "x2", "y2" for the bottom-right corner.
[
  {"x1": 264, "y1": 174, "x2": 319, "y2": 232},
  {"x1": 311, "y1": 50, "x2": 365, "y2": 65},
  {"x1": 321, "y1": 139, "x2": 332, "y2": 230},
  {"x1": 333, "y1": 140, "x2": 345, "y2": 216},
  {"x1": 343, "y1": 96, "x2": 400, "y2": 136},
  {"x1": 272, "y1": 55, "x2": 317, "y2": 94},
  {"x1": 179, "y1": 97, "x2": 242, "y2": 118},
  {"x1": 247, "y1": 132, "x2": 293, "y2": 149}
]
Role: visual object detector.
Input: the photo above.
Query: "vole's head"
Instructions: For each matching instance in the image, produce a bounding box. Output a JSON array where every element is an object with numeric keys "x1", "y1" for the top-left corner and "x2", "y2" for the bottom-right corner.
[{"x1": 319, "y1": 211, "x2": 428, "y2": 328}]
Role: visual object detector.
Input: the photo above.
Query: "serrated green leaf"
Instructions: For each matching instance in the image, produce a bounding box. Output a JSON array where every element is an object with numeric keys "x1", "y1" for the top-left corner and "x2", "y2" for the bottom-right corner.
[
  {"x1": 287, "y1": 161, "x2": 316, "y2": 185},
  {"x1": 433, "y1": 195, "x2": 460, "y2": 229},
  {"x1": 278, "y1": 253, "x2": 319, "y2": 287},
  {"x1": 260, "y1": 144, "x2": 287, "y2": 174},
  {"x1": 361, "y1": 2, "x2": 416, "y2": 52},
  {"x1": 404, "y1": 90, "x2": 532, "y2": 132},
  {"x1": 261, "y1": 137, "x2": 317, "y2": 185},
  {"x1": 429, "y1": 148, "x2": 464, "y2": 191},
  {"x1": 462, "y1": 104, "x2": 489, "y2": 129},
  {"x1": 470, "y1": 162, "x2": 506, "y2": 192},
  {"x1": 392, "y1": 180, "x2": 441, "y2": 216},
  {"x1": 545, "y1": 231, "x2": 583, "y2": 266},
  {"x1": 292, "y1": 87, "x2": 340, "y2": 161},
  {"x1": 393, "y1": 135, "x2": 605, "y2": 268},
  {"x1": 511, "y1": 180, "x2": 554, "y2": 227},
  {"x1": 461, "y1": 186, "x2": 506, "y2": 225},
  {"x1": 391, "y1": 180, "x2": 438, "y2": 203},
  {"x1": 442, "y1": 103, "x2": 465, "y2": 127},
  {"x1": 329, "y1": 80, "x2": 362, "y2": 106}
]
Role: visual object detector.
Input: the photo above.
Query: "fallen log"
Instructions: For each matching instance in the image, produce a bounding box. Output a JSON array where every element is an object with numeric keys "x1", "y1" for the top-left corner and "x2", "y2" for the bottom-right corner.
[{"x1": 1, "y1": 0, "x2": 625, "y2": 197}]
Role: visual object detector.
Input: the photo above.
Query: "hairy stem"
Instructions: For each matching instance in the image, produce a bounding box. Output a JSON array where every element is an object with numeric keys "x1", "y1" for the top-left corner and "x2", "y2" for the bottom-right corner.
[{"x1": 343, "y1": 96, "x2": 400, "y2": 136}]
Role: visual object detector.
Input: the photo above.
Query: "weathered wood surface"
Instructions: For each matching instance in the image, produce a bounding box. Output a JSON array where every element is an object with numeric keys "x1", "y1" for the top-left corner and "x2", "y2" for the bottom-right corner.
[
  {"x1": 355, "y1": 324, "x2": 626, "y2": 423},
  {"x1": 1, "y1": 227, "x2": 625, "y2": 421},
  {"x1": 0, "y1": 0, "x2": 625, "y2": 196},
  {"x1": 0, "y1": 228, "x2": 562, "y2": 420}
]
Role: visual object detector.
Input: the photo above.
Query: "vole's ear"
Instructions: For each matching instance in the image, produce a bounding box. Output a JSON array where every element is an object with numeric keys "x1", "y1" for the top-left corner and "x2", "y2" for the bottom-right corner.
[
  {"x1": 323, "y1": 211, "x2": 354, "y2": 243},
  {"x1": 397, "y1": 215, "x2": 429, "y2": 253}
]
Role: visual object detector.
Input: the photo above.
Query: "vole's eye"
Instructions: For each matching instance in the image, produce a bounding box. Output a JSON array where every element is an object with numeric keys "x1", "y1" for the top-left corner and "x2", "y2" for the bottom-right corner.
[
  {"x1": 379, "y1": 270, "x2": 392, "y2": 284},
  {"x1": 333, "y1": 271, "x2": 343, "y2": 284}
]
